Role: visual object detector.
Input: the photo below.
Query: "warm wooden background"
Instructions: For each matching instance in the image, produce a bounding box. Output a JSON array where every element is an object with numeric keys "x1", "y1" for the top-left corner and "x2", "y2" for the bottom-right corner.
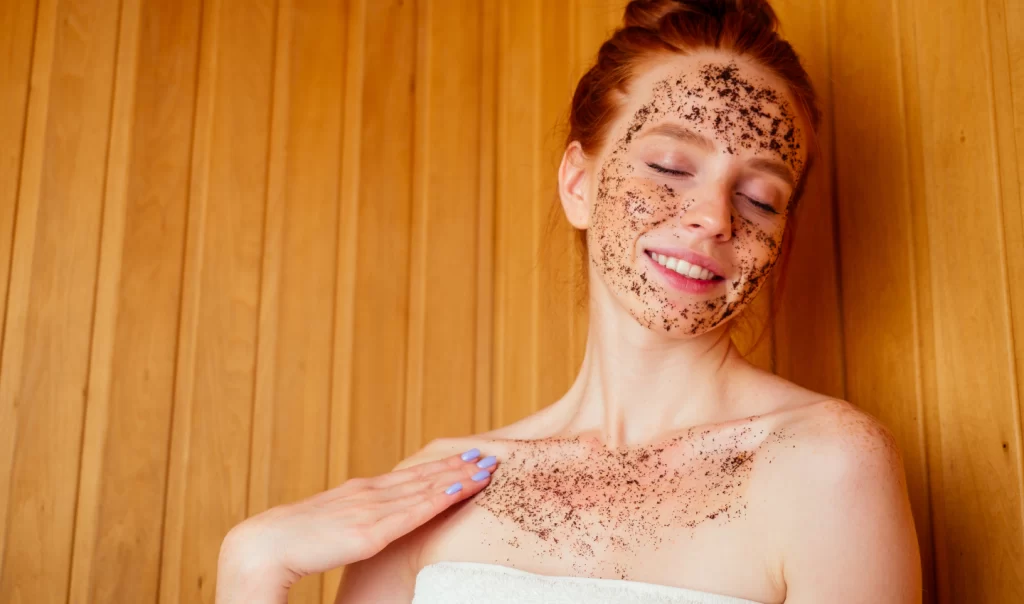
[{"x1": 0, "y1": 0, "x2": 1021, "y2": 602}]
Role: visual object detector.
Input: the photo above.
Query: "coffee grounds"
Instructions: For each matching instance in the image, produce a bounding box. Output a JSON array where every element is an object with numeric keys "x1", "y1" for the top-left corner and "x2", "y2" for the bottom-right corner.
[{"x1": 473, "y1": 423, "x2": 794, "y2": 579}]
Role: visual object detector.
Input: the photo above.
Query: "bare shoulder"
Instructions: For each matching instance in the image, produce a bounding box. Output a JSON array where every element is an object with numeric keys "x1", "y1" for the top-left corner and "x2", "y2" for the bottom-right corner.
[
  {"x1": 756, "y1": 398, "x2": 921, "y2": 602},
  {"x1": 770, "y1": 398, "x2": 904, "y2": 477},
  {"x1": 395, "y1": 405, "x2": 559, "y2": 471}
]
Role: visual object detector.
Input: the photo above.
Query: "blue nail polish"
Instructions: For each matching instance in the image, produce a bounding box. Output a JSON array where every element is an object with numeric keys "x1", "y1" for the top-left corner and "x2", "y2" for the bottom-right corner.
[
  {"x1": 444, "y1": 482, "x2": 463, "y2": 495},
  {"x1": 476, "y1": 455, "x2": 497, "y2": 469},
  {"x1": 471, "y1": 470, "x2": 490, "y2": 482},
  {"x1": 460, "y1": 448, "x2": 481, "y2": 462}
]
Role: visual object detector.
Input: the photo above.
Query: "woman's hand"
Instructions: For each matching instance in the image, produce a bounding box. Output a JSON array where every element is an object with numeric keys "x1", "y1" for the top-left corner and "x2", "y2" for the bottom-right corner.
[{"x1": 215, "y1": 448, "x2": 498, "y2": 604}]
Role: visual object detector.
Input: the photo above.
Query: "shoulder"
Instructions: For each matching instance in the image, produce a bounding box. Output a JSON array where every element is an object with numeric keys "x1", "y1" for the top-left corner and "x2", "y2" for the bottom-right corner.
[
  {"x1": 395, "y1": 405, "x2": 562, "y2": 471},
  {"x1": 769, "y1": 398, "x2": 905, "y2": 480},
  {"x1": 393, "y1": 431, "x2": 518, "y2": 472},
  {"x1": 757, "y1": 398, "x2": 909, "y2": 522},
  {"x1": 757, "y1": 399, "x2": 922, "y2": 602}
]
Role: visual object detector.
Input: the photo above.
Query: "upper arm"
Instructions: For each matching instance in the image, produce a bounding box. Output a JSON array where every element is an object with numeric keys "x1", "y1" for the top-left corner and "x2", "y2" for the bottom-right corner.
[
  {"x1": 335, "y1": 442, "x2": 448, "y2": 601},
  {"x1": 776, "y1": 406, "x2": 922, "y2": 603},
  {"x1": 333, "y1": 532, "x2": 419, "y2": 604},
  {"x1": 332, "y1": 439, "x2": 466, "y2": 604}
]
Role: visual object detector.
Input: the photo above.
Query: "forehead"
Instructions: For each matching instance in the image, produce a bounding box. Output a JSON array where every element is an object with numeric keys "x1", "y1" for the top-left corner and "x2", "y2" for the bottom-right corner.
[{"x1": 610, "y1": 51, "x2": 809, "y2": 175}]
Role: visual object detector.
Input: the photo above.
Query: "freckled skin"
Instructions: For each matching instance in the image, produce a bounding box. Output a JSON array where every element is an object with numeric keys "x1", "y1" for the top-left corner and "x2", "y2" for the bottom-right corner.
[{"x1": 591, "y1": 61, "x2": 805, "y2": 336}]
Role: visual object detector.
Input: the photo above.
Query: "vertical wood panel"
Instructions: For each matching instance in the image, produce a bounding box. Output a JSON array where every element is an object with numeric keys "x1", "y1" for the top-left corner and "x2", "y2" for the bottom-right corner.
[
  {"x1": 249, "y1": 1, "x2": 346, "y2": 602},
  {"x1": 987, "y1": 0, "x2": 1024, "y2": 551},
  {"x1": 474, "y1": 0, "x2": 498, "y2": 436},
  {"x1": 0, "y1": 0, "x2": 44, "y2": 575},
  {"x1": 345, "y1": 0, "x2": 416, "y2": 481},
  {"x1": 536, "y1": 0, "x2": 579, "y2": 405},
  {"x1": 69, "y1": 0, "x2": 189, "y2": 601},
  {"x1": 827, "y1": 0, "x2": 937, "y2": 599},
  {"x1": 911, "y1": 0, "x2": 1024, "y2": 599},
  {"x1": 323, "y1": 0, "x2": 362, "y2": 598},
  {"x1": 160, "y1": 0, "x2": 276, "y2": 601},
  {"x1": 405, "y1": 0, "x2": 486, "y2": 451},
  {"x1": 494, "y1": 0, "x2": 541, "y2": 426},
  {"x1": 0, "y1": 0, "x2": 120, "y2": 600},
  {"x1": 0, "y1": 0, "x2": 37, "y2": 361}
]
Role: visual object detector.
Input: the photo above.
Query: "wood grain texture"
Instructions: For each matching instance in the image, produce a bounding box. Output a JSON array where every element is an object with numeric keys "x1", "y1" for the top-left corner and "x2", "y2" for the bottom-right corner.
[
  {"x1": 0, "y1": 0, "x2": 37, "y2": 364},
  {"x1": 909, "y1": 0, "x2": 1024, "y2": 599},
  {"x1": 0, "y1": 0, "x2": 119, "y2": 600},
  {"x1": 0, "y1": 1, "x2": 1021, "y2": 602},
  {"x1": 160, "y1": 0, "x2": 276, "y2": 601}
]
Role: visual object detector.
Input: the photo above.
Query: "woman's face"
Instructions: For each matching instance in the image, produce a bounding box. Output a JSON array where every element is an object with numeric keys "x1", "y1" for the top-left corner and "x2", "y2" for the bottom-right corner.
[{"x1": 583, "y1": 51, "x2": 809, "y2": 336}]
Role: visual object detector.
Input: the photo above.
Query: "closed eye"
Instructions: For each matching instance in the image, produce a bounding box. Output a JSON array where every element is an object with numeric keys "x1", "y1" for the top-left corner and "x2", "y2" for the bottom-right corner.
[
  {"x1": 736, "y1": 193, "x2": 779, "y2": 215},
  {"x1": 646, "y1": 162, "x2": 691, "y2": 177}
]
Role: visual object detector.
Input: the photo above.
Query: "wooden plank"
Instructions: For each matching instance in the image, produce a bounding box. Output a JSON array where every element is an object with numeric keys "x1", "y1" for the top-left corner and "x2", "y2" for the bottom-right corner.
[
  {"x1": 0, "y1": 0, "x2": 54, "y2": 584},
  {"x1": 535, "y1": 0, "x2": 578, "y2": 408},
  {"x1": 475, "y1": 0, "x2": 498, "y2": 434},
  {"x1": 0, "y1": 0, "x2": 44, "y2": 577},
  {"x1": 826, "y1": 0, "x2": 937, "y2": 599},
  {"x1": 0, "y1": 0, "x2": 120, "y2": 600},
  {"x1": 494, "y1": 0, "x2": 541, "y2": 426},
  {"x1": 909, "y1": 0, "x2": 1024, "y2": 598},
  {"x1": 322, "y1": 0, "x2": 364, "y2": 598},
  {"x1": 68, "y1": 0, "x2": 194, "y2": 601},
  {"x1": 404, "y1": 0, "x2": 485, "y2": 451},
  {"x1": 0, "y1": 0, "x2": 37, "y2": 362},
  {"x1": 344, "y1": 0, "x2": 416, "y2": 481},
  {"x1": 249, "y1": 0, "x2": 346, "y2": 601},
  {"x1": 159, "y1": 0, "x2": 276, "y2": 601},
  {"x1": 988, "y1": 0, "x2": 1024, "y2": 561}
]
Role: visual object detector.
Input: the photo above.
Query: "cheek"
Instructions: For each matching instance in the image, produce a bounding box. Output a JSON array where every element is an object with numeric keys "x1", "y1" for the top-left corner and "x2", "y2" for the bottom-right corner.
[
  {"x1": 727, "y1": 214, "x2": 785, "y2": 303},
  {"x1": 593, "y1": 159, "x2": 682, "y2": 233},
  {"x1": 732, "y1": 214, "x2": 784, "y2": 264}
]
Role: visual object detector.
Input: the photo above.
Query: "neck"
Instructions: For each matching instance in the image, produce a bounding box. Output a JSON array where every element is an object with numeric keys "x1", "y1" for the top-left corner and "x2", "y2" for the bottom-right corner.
[{"x1": 555, "y1": 288, "x2": 751, "y2": 449}]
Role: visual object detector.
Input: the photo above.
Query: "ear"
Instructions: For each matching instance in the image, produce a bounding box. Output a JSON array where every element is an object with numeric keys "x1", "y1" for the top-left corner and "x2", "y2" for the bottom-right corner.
[{"x1": 557, "y1": 141, "x2": 590, "y2": 230}]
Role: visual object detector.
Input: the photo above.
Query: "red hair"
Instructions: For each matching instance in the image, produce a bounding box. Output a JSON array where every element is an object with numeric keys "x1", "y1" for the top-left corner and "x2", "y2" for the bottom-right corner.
[{"x1": 560, "y1": 0, "x2": 823, "y2": 351}]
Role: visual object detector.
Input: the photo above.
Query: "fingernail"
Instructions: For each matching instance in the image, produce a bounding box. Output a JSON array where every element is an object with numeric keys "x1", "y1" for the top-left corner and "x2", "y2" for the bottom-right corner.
[
  {"x1": 471, "y1": 470, "x2": 491, "y2": 482},
  {"x1": 444, "y1": 482, "x2": 463, "y2": 495},
  {"x1": 476, "y1": 455, "x2": 497, "y2": 469},
  {"x1": 460, "y1": 448, "x2": 480, "y2": 461}
]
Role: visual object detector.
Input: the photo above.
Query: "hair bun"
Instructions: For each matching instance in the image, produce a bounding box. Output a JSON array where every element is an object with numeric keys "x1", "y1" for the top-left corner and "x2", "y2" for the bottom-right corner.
[{"x1": 623, "y1": 0, "x2": 778, "y2": 32}]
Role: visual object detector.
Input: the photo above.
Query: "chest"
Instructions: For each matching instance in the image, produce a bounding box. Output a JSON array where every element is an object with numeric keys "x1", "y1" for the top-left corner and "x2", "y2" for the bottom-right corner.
[{"x1": 418, "y1": 436, "x2": 777, "y2": 591}]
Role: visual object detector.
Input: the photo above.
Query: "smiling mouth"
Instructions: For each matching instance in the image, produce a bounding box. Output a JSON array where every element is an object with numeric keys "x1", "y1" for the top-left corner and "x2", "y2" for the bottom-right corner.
[{"x1": 645, "y1": 251, "x2": 724, "y2": 282}]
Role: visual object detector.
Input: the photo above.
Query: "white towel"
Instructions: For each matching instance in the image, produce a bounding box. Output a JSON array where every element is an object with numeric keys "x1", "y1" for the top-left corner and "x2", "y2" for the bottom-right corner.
[{"x1": 412, "y1": 561, "x2": 764, "y2": 604}]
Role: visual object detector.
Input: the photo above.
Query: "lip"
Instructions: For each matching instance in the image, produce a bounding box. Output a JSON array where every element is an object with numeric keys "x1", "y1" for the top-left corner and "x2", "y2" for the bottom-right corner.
[
  {"x1": 644, "y1": 251, "x2": 725, "y2": 294},
  {"x1": 643, "y1": 246, "x2": 727, "y2": 278}
]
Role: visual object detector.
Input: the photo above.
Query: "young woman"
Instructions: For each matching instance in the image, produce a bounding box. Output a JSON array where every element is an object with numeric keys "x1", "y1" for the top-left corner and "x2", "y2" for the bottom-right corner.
[{"x1": 217, "y1": 1, "x2": 922, "y2": 602}]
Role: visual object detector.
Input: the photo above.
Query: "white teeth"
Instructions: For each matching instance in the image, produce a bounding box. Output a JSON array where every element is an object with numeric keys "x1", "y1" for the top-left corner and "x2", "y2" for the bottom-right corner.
[{"x1": 650, "y1": 252, "x2": 717, "y2": 281}]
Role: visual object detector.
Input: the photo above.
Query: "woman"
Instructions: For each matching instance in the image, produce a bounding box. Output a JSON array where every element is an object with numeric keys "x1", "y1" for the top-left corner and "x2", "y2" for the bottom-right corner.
[{"x1": 217, "y1": 1, "x2": 922, "y2": 602}]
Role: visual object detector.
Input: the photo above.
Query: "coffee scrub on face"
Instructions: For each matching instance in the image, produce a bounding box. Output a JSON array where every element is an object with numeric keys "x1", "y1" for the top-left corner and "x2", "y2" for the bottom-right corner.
[{"x1": 590, "y1": 57, "x2": 806, "y2": 337}]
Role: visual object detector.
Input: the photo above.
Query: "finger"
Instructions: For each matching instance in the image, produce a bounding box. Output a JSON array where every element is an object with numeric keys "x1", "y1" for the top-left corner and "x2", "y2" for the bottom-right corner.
[
  {"x1": 369, "y1": 449, "x2": 487, "y2": 489},
  {"x1": 369, "y1": 456, "x2": 500, "y2": 503}
]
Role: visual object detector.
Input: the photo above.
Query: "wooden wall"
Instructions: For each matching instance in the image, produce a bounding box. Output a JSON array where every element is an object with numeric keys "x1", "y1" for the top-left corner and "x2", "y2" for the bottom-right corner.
[{"x1": 0, "y1": 0, "x2": 1019, "y2": 602}]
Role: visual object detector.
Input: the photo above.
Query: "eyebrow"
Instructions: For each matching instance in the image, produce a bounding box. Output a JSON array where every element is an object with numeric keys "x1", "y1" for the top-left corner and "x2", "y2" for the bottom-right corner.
[
  {"x1": 639, "y1": 123, "x2": 715, "y2": 151},
  {"x1": 745, "y1": 157, "x2": 798, "y2": 188},
  {"x1": 637, "y1": 122, "x2": 796, "y2": 188}
]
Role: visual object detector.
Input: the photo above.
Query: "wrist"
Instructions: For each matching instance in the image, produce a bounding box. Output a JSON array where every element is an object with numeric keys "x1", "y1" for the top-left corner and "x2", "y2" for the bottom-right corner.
[{"x1": 216, "y1": 531, "x2": 293, "y2": 604}]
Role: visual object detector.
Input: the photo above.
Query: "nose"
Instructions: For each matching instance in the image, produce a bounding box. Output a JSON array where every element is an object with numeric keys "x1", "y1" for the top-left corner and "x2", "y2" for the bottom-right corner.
[{"x1": 683, "y1": 186, "x2": 733, "y2": 242}]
